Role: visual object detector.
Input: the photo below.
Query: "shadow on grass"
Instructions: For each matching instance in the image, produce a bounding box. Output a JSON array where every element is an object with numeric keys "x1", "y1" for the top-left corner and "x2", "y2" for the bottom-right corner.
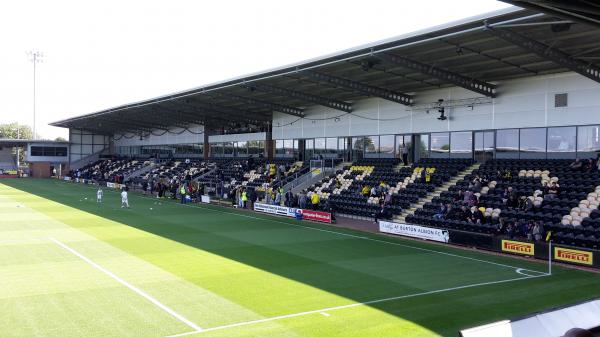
[{"x1": 3, "y1": 179, "x2": 599, "y2": 336}]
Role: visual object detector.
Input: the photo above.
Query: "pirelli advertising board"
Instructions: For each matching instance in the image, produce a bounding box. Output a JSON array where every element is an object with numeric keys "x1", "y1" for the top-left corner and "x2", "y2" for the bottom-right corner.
[
  {"x1": 501, "y1": 240, "x2": 535, "y2": 256},
  {"x1": 554, "y1": 247, "x2": 594, "y2": 266}
]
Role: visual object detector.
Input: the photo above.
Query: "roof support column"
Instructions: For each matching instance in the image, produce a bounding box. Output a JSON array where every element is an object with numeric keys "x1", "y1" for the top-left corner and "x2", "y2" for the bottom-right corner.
[
  {"x1": 203, "y1": 131, "x2": 210, "y2": 160},
  {"x1": 265, "y1": 123, "x2": 274, "y2": 161}
]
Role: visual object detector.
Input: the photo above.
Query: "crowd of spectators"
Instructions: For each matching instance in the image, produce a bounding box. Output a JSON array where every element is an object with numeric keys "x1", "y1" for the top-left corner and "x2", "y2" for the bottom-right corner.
[{"x1": 430, "y1": 157, "x2": 600, "y2": 243}]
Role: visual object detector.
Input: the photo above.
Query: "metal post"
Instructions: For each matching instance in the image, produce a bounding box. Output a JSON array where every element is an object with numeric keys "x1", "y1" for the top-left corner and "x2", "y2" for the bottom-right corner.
[
  {"x1": 548, "y1": 240, "x2": 552, "y2": 276},
  {"x1": 27, "y1": 51, "x2": 43, "y2": 140},
  {"x1": 15, "y1": 125, "x2": 20, "y2": 169}
]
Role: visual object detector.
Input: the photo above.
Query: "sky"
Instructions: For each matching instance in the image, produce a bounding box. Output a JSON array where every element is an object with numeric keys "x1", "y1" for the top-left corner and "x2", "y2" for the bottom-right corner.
[{"x1": 0, "y1": 0, "x2": 512, "y2": 140}]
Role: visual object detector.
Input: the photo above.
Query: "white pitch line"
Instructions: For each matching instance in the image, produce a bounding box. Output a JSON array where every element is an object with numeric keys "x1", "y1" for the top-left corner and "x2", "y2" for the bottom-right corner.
[
  {"x1": 49, "y1": 237, "x2": 203, "y2": 332},
  {"x1": 164, "y1": 274, "x2": 548, "y2": 337}
]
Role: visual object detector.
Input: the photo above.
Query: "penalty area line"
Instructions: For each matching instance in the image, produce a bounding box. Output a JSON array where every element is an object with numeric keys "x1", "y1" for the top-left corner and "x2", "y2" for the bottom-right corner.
[
  {"x1": 164, "y1": 273, "x2": 548, "y2": 337},
  {"x1": 49, "y1": 237, "x2": 203, "y2": 332}
]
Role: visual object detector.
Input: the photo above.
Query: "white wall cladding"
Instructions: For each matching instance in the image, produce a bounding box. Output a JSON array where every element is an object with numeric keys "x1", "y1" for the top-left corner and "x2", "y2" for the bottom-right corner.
[
  {"x1": 113, "y1": 125, "x2": 204, "y2": 146},
  {"x1": 272, "y1": 72, "x2": 600, "y2": 139},
  {"x1": 208, "y1": 132, "x2": 266, "y2": 143}
]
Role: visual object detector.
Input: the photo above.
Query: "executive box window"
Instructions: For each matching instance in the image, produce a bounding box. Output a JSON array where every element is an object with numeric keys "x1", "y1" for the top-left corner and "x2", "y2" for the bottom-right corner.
[
  {"x1": 450, "y1": 132, "x2": 473, "y2": 158},
  {"x1": 548, "y1": 127, "x2": 576, "y2": 158},
  {"x1": 314, "y1": 138, "x2": 326, "y2": 155},
  {"x1": 248, "y1": 140, "x2": 264, "y2": 155},
  {"x1": 325, "y1": 137, "x2": 338, "y2": 154},
  {"x1": 431, "y1": 133, "x2": 450, "y2": 158},
  {"x1": 520, "y1": 128, "x2": 546, "y2": 158},
  {"x1": 577, "y1": 125, "x2": 600, "y2": 158},
  {"x1": 210, "y1": 143, "x2": 223, "y2": 156},
  {"x1": 30, "y1": 146, "x2": 67, "y2": 157},
  {"x1": 275, "y1": 140, "x2": 285, "y2": 155},
  {"x1": 496, "y1": 129, "x2": 519, "y2": 158},
  {"x1": 379, "y1": 135, "x2": 394, "y2": 157},
  {"x1": 237, "y1": 141, "x2": 248, "y2": 156}
]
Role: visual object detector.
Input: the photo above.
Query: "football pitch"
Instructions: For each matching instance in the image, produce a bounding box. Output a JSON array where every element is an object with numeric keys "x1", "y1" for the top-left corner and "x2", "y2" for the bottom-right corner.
[{"x1": 1, "y1": 179, "x2": 599, "y2": 337}]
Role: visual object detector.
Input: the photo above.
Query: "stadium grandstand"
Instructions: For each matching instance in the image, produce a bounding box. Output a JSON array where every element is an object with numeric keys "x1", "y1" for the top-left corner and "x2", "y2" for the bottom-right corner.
[{"x1": 3, "y1": 2, "x2": 600, "y2": 337}]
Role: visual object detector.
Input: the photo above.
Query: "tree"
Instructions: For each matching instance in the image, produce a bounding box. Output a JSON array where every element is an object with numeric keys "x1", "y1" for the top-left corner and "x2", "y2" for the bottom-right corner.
[
  {"x1": 0, "y1": 123, "x2": 33, "y2": 140},
  {"x1": 353, "y1": 137, "x2": 375, "y2": 152},
  {"x1": 0, "y1": 123, "x2": 33, "y2": 166},
  {"x1": 54, "y1": 136, "x2": 67, "y2": 142}
]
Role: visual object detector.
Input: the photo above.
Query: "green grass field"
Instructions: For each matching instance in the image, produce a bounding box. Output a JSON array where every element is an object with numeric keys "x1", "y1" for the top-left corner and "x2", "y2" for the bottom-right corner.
[{"x1": 1, "y1": 179, "x2": 599, "y2": 337}]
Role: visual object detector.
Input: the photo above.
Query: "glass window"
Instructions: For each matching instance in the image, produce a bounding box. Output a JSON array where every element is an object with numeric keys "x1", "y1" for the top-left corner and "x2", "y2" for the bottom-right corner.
[
  {"x1": 365, "y1": 136, "x2": 378, "y2": 154},
  {"x1": 362, "y1": 136, "x2": 378, "y2": 158},
  {"x1": 450, "y1": 132, "x2": 472, "y2": 158},
  {"x1": 379, "y1": 135, "x2": 394, "y2": 157},
  {"x1": 417, "y1": 134, "x2": 429, "y2": 160},
  {"x1": 431, "y1": 132, "x2": 450, "y2": 158},
  {"x1": 496, "y1": 129, "x2": 519, "y2": 158},
  {"x1": 283, "y1": 139, "x2": 294, "y2": 156},
  {"x1": 305, "y1": 139, "x2": 314, "y2": 159},
  {"x1": 237, "y1": 141, "x2": 248, "y2": 156},
  {"x1": 248, "y1": 140, "x2": 264, "y2": 155},
  {"x1": 520, "y1": 128, "x2": 546, "y2": 158},
  {"x1": 314, "y1": 138, "x2": 326, "y2": 154},
  {"x1": 338, "y1": 138, "x2": 346, "y2": 151},
  {"x1": 275, "y1": 140, "x2": 285, "y2": 155},
  {"x1": 547, "y1": 127, "x2": 576, "y2": 158},
  {"x1": 224, "y1": 142, "x2": 235, "y2": 155},
  {"x1": 325, "y1": 137, "x2": 338, "y2": 154},
  {"x1": 396, "y1": 135, "x2": 405, "y2": 154},
  {"x1": 210, "y1": 143, "x2": 223, "y2": 157},
  {"x1": 578, "y1": 125, "x2": 600, "y2": 158},
  {"x1": 548, "y1": 127, "x2": 575, "y2": 152}
]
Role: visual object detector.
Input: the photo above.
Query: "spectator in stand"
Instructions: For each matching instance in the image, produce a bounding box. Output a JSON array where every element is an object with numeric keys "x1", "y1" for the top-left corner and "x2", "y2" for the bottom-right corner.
[
  {"x1": 383, "y1": 191, "x2": 392, "y2": 206},
  {"x1": 471, "y1": 207, "x2": 483, "y2": 224},
  {"x1": 532, "y1": 221, "x2": 543, "y2": 242},
  {"x1": 373, "y1": 201, "x2": 388, "y2": 224},
  {"x1": 463, "y1": 190, "x2": 473, "y2": 204},
  {"x1": 310, "y1": 192, "x2": 320, "y2": 210},
  {"x1": 370, "y1": 186, "x2": 378, "y2": 197},
  {"x1": 506, "y1": 223, "x2": 515, "y2": 239},
  {"x1": 470, "y1": 175, "x2": 482, "y2": 190},
  {"x1": 467, "y1": 192, "x2": 478, "y2": 207},
  {"x1": 299, "y1": 191, "x2": 307, "y2": 209},
  {"x1": 458, "y1": 206, "x2": 470, "y2": 222},
  {"x1": 179, "y1": 184, "x2": 186, "y2": 204},
  {"x1": 507, "y1": 192, "x2": 519, "y2": 209},
  {"x1": 455, "y1": 190, "x2": 464, "y2": 203},
  {"x1": 361, "y1": 185, "x2": 370, "y2": 197},
  {"x1": 433, "y1": 204, "x2": 448, "y2": 220},
  {"x1": 544, "y1": 181, "x2": 560, "y2": 200},
  {"x1": 401, "y1": 143, "x2": 409, "y2": 165},
  {"x1": 495, "y1": 218, "x2": 506, "y2": 236},
  {"x1": 274, "y1": 190, "x2": 282, "y2": 206},
  {"x1": 502, "y1": 168, "x2": 512, "y2": 182},
  {"x1": 241, "y1": 188, "x2": 248, "y2": 209},
  {"x1": 285, "y1": 190, "x2": 294, "y2": 207},
  {"x1": 518, "y1": 196, "x2": 528, "y2": 211},
  {"x1": 569, "y1": 158, "x2": 582, "y2": 171}
]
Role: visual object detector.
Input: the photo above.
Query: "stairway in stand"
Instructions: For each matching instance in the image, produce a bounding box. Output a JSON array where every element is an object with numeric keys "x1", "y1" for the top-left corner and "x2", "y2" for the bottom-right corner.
[{"x1": 393, "y1": 162, "x2": 482, "y2": 224}]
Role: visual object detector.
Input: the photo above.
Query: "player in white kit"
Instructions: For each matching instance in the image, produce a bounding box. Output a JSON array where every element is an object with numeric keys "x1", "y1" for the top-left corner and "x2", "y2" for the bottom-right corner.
[
  {"x1": 96, "y1": 188, "x2": 103, "y2": 203},
  {"x1": 121, "y1": 189, "x2": 130, "y2": 208}
]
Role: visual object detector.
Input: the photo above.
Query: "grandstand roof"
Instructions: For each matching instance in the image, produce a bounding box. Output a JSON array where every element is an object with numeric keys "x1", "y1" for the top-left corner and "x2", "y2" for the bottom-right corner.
[{"x1": 51, "y1": 6, "x2": 600, "y2": 135}]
